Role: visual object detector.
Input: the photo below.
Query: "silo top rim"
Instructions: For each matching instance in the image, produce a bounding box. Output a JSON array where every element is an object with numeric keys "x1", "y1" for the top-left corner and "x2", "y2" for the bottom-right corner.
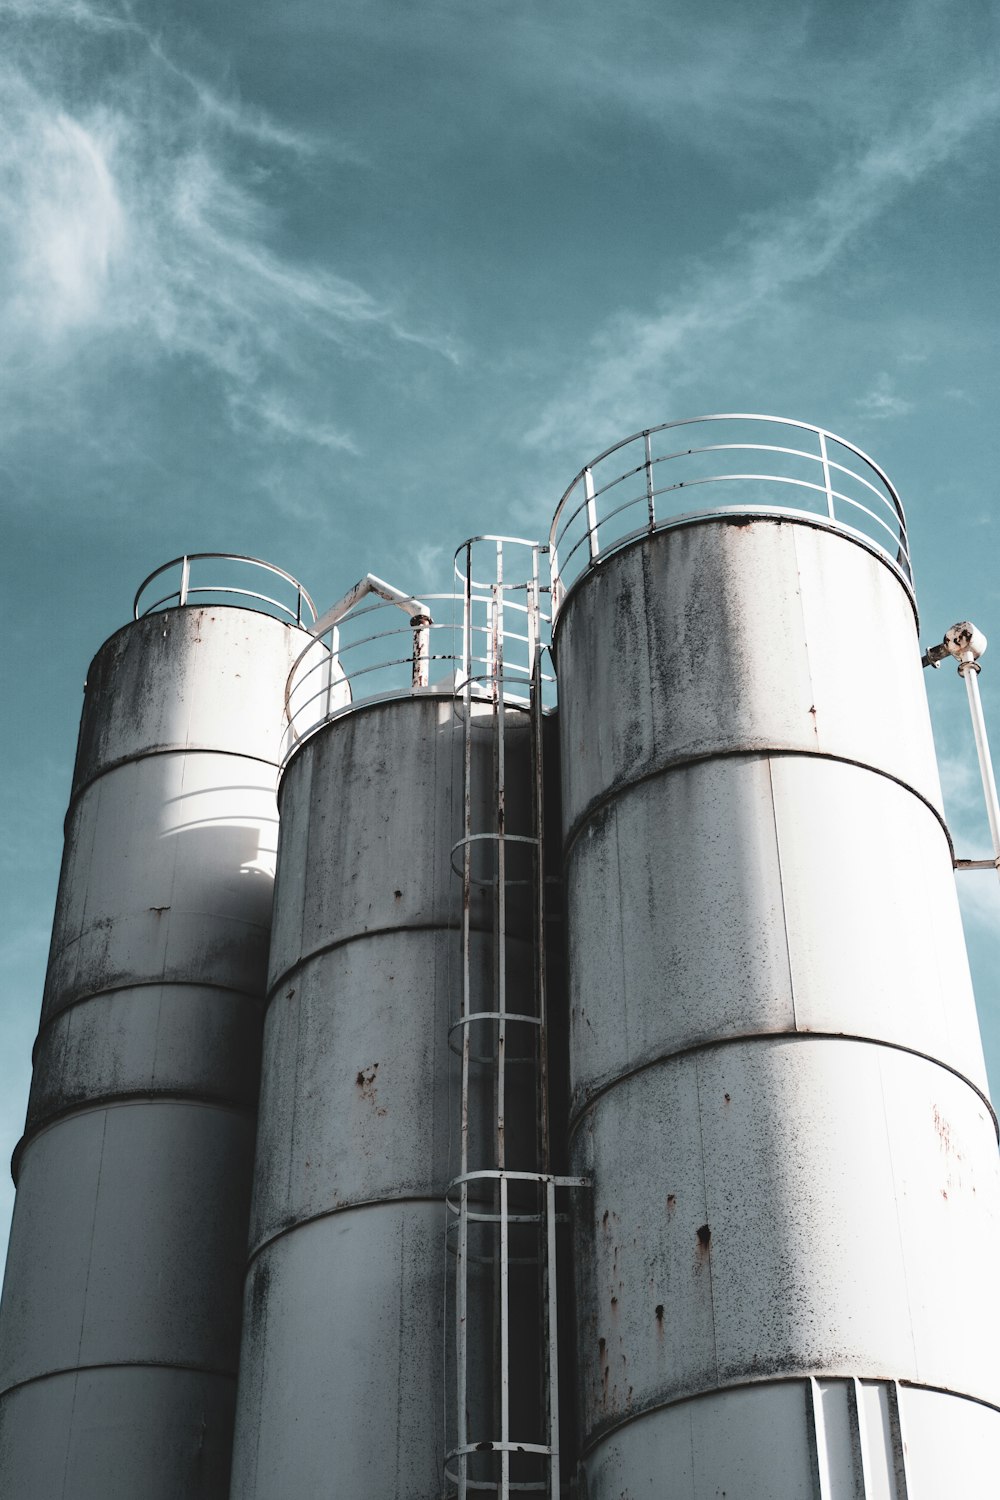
[
  {"x1": 133, "y1": 553, "x2": 317, "y2": 628},
  {"x1": 548, "y1": 414, "x2": 913, "y2": 621}
]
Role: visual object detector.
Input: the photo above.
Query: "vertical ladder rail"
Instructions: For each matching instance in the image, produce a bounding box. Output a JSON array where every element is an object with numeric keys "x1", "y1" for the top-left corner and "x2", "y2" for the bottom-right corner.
[{"x1": 446, "y1": 538, "x2": 586, "y2": 1500}]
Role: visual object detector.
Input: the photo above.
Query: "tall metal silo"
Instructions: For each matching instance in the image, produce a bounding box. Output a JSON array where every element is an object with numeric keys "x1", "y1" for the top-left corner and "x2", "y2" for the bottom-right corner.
[
  {"x1": 549, "y1": 417, "x2": 1000, "y2": 1498},
  {"x1": 228, "y1": 543, "x2": 567, "y2": 1499},
  {"x1": 0, "y1": 556, "x2": 318, "y2": 1499}
]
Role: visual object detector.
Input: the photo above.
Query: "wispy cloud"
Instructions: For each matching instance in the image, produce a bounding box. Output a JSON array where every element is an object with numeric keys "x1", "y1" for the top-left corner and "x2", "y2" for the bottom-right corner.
[
  {"x1": 0, "y1": 1, "x2": 457, "y2": 457},
  {"x1": 854, "y1": 372, "x2": 915, "y2": 422},
  {"x1": 524, "y1": 74, "x2": 999, "y2": 453}
]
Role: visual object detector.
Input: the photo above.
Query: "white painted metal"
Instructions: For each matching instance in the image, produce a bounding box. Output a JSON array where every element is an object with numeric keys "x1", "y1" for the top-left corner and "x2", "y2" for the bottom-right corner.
[
  {"x1": 229, "y1": 690, "x2": 537, "y2": 1500},
  {"x1": 552, "y1": 469, "x2": 1000, "y2": 1498},
  {"x1": 565, "y1": 755, "x2": 988, "y2": 1108},
  {"x1": 548, "y1": 414, "x2": 912, "y2": 608},
  {"x1": 0, "y1": 591, "x2": 313, "y2": 1499},
  {"x1": 555, "y1": 519, "x2": 942, "y2": 841},
  {"x1": 959, "y1": 659, "x2": 1000, "y2": 882},
  {"x1": 578, "y1": 1378, "x2": 999, "y2": 1498}
]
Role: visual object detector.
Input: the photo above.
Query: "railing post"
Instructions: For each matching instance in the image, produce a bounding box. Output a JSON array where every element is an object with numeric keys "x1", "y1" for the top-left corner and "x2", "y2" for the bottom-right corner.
[
  {"x1": 179, "y1": 555, "x2": 190, "y2": 607},
  {"x1": 585, "y1": 467, "x2": 599, "y2": 561},
  {"x1": 644, "y1": 431, "x2": 655, "y2": 529},
  {"x1": 411, "y1": 614, "x2": 431, "y2": 689},
  {"x1": 818, "y1": 429, "x2": 836, "y2": 520}
]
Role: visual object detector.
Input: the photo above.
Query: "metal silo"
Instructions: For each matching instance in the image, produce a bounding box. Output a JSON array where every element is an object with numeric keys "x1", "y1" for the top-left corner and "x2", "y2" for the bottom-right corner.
[
  {"x1": 228, "y1": 543, "x2": 572, "y2": 1499},
  {"x1": 0, "y1": 556, "x2": 317, "y2": 1500},
  {"x1": 549, "y1": 417, "x2": 1000, "y2": 1498}
]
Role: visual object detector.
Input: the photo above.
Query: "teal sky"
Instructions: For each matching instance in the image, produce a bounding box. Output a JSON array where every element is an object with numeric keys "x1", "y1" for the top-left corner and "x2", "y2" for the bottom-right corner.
[{"x1": 2, "y1": 0, "x2": 999, "y2": 1252}]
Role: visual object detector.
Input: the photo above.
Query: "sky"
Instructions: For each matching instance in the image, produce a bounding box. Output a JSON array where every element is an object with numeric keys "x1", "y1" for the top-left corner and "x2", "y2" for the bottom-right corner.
[{"x1": 1, "y1": 0, "x2": 999, "y2": 1254}]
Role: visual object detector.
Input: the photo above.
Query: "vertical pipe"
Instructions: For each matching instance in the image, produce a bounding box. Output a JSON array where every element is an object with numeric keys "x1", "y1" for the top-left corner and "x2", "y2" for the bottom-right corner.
[
  {"x1": 458, "y1": 543, "x2": 474, "y2": 1500},
  {"x1": 644, "y1": 431, "x2": 655, "y2": 529},
  {"x1": 546, "y1": 1179, "x2": 560, "y2": 1500},
  {"x1": 959, "y1": 663, "x2": 1000, "y2": 882}
]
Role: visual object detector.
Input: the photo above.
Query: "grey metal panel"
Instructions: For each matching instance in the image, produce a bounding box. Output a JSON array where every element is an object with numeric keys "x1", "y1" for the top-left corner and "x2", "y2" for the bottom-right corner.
[
  {"x1": 0, "y1": 1367, "x2": 236, "y2": 1500},
  {"x1": 569, "y1": 1037, "x2": 1000, "y2": 1446},
  {"x1": 1, "y1": 600, "x2": 314, "y2": 1500},
  {"x1": 43, "y1": 752, "x2": 279, "y2": 1020},
  {"x1": 268, "y1": 697, "x2": 532, "y2": 988},
  {"x1": 0, "y1": 1103, "x2": 253, "y2": 1389},
  {"x1": 565, "y1": 754, "x2": 987, "y2": 1113},
  {"x1": 72, "y1": 606, "x2": 308, "y2": 792},
  {"x1": 578, "y1": 1377, "x2": 1000, "y2": 1500},
  {"x1": 234, "y1": 692, "x2": 537, "y2": 1498},
  {"x1": 250, "y1": 928, "x2": 533, "y2": 1252},
  {"x1": 26, "y1": 984, "x2": 263, "y2": 1138},
  {"x1": 580, "y1": 1381, "x2": 820, "y2": 1500},
  {"x1": 231, "y1": 1204, "x2": 448, "y2": 1500},
  {"x1": 555, "y1": 521, "x2": 943, "y2": 839}
]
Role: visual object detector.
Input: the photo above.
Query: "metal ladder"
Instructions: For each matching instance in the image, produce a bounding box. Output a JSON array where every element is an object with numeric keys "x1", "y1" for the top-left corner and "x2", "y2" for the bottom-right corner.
[{"x1": 445, "y1": 538, "x2": 584, "y2": 1500}]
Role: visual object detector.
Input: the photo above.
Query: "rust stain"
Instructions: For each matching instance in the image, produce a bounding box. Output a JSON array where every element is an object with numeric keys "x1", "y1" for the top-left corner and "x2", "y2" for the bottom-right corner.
[
  {"x1": 356, "y1": 1063, "x2": 387, "y2": 1117},
  {"x1": 696, "y1": 1223, "x2": 711, "y2": 1250}
]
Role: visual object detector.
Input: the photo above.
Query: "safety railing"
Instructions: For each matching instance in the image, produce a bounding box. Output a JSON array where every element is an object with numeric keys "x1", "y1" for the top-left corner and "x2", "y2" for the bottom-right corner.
[
  {"x1": 548, "y1": 414, "x2": 912, "y2": 618},
  {"x1": 133, "y1": 553, "x2": 316, "y2": 626},
  {"x1": 281, "y1": 545, "x2": 555, "y2": 765},
  {"x1": 445, "y1": 536, "x2": 583, "y2": 1500}
]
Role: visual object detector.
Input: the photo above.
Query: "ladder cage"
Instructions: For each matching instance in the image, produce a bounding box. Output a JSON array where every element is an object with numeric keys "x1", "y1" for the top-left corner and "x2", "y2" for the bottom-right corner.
[{"x1": 445, "y1": 537, "x2": 583, "y2": 1500}]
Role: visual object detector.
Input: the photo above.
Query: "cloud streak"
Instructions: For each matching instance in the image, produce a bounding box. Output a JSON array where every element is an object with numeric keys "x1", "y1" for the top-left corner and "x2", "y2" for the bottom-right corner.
[
  {"x1": 524, "y1": 73, "x2": 1000, "y2": 453},
  {"x1": 0, "y1": 1, "x2": 457, "y2": 457}
]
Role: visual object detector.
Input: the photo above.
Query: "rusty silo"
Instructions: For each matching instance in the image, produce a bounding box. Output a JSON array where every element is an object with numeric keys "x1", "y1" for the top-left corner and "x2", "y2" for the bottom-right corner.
[
  {"x1": 0, "y1": 557, "x2": 317, "y2": 1499},
  {"x1": 548, "y1": 415, "x2": 1000, "y2": 1498},
  {"x1": 227, "y1": 542, "x2": 573, "y2": 1499}
]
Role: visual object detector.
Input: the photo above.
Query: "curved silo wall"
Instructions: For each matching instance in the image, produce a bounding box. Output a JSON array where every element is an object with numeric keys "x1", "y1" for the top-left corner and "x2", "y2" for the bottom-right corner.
[
  {"x1": 0, "y1": 604, "x2": 313, "y2": 1499},
  {"x1": 228, "y1": 693, "x2": 535, "y2": 1500},
  {"x1": 555, "y1": 517, "x2": 1000, "y2": 1498}
]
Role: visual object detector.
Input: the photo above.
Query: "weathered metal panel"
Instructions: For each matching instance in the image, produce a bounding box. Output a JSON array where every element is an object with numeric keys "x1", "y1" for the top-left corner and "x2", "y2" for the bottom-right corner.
[
  {"x1": 43, "y1": 752, "x2": 279, "y2": 1020},
  {"x1": 250, "y1": 928, "x2": 533, "y2": 1249},
  {"x1": 231, "y1": 1204, "x2": 448, "y2": 1499},
  {"x1": 554, "y1": 521, "x2": 943, "y2": 840},
  {"x1": 71, "y1": 607, "x2": 307, "y2": 791},
  {"x1": 26, "y1": 983, "x2": 262, "y2": 1136},
  {"x1": 578, "y1": 1378, "x2": 1000, "y2": 1500},
  {"x1": 581, "y1": 1381, "x2": 819, "y2": 1499},
  {"x1": 556, "y1": 509, "x2": 1000, "y2": 1496},
  {"x1": 570, "y1": 1038, "x2": 1000, "y2": 1446},
  {"x1": 0, "y1": 599, "x2": 312, "y2": 1500},
  {"x1": 0, "y1": 1103, "x2": 253, "y2": 1387},
  {"x1": 565, "y1": 754, "x2": 987, "y2": 1113},
  {"x1": 0, "y1": 1368, "x2": 236, "y2": 1499},
  {"x1": 231, "y1": 695, "x2": 535, "y2": 1499},
  {"x1": 267, "y1": 698, "x2": 531, "y2": 989}
]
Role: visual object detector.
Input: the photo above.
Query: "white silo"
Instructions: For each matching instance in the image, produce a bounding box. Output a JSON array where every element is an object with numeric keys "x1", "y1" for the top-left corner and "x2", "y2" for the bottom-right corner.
[
  {"x1": 227, "y1": 542, "x2": 568, "y2": 1499},
  {"x1": 0, "y1": 557, "x2": 317, "y2": 1499},
  {"x1": 549, "y1": 417, "x2": 1000, "y2": 1498}
]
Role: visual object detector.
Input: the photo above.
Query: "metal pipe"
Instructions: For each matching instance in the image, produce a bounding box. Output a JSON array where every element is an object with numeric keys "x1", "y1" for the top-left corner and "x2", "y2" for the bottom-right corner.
[
  {"x1": 941, "y1": 622, "x2": 1000, "y2": 884},
  {"x1": 310, "y1": 572, "x2": 431, "y2": 638},
  {"x1": 410, "y1": 613, "x2": 431, "y2": 689},
  {"x1": 960, "y1": 662, "x2": 1000, "y2": 882}
]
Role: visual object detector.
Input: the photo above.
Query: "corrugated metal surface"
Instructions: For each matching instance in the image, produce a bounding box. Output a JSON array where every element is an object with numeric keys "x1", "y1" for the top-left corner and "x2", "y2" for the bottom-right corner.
[
  {"x1": 229, "y1": 696, "x2": 534, "y2": 1499},
  {"x1": 555, "y1": 516, "x2": 1000, "y2": 1498},
  {"x1": 0, "y1": 604, "x2": 311, "y2": 1500}
]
